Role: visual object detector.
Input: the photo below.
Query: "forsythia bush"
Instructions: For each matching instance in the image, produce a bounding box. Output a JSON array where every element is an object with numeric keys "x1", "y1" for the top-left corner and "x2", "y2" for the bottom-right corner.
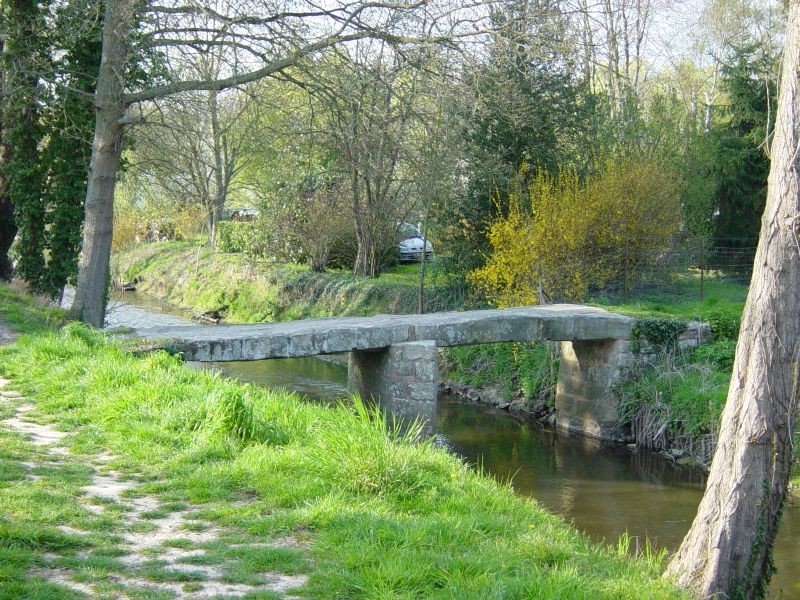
[{"x1": 470, "y1": 160, "x2": 682, "y2": 307}]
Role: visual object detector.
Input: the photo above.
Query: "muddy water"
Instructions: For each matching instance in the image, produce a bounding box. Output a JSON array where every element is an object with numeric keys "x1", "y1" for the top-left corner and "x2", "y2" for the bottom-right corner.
[{"x1": 110, "y1": 291, "x2": 800, "y2": 597}]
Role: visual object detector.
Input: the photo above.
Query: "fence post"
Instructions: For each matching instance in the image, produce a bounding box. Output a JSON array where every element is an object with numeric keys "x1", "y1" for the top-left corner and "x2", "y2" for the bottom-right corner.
[{"x1": 700, "y1": 238, "x2": 705, "y2": 300}]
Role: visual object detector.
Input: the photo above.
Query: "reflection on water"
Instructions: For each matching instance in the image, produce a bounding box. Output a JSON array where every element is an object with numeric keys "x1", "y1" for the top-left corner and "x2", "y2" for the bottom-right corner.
[
  {"x1": 437, "y1": 399, "x2": 706, "y2": 549},
  {"x1": 435, "y1": 400, "x2": 798, "y2": 598},
  {"x1": 112, "y1": 291, "x2": 800, "y2": 598},
  {"x1": 195, "y1": 357, "x2": 349, "y2": 403}
]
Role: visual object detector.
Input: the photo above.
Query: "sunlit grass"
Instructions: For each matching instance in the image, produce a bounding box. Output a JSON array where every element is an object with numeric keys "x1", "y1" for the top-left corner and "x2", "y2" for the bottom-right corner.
[
  {"x1": 112, "y1": 242, "x2": 463, "y2": 324},
  {"x1": 0, "y1": 285, "x2": 689, "y2": 599},
  {"x1": 592, "y1": 277, "x2": 747, "y2": 321}
]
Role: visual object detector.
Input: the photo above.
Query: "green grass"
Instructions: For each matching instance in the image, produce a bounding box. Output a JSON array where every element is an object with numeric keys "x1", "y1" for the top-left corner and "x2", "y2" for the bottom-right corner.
[
  {"x1": 113, "y1": 242, "x2": 464, "y2": 324},
  {"x1": 0, "y1": 285, "x2": 67, "y2": 335},
  {"x1": 441, "y1": 342, "x2": 558, "y2": 404},
  {"x1": 592, "y1": 278, "x2": 747, "y2": 322},
  {"x1": 0, "y1": 284, "x2": 688, "y2": 599},
  {"x1": 618, "y1": 346, "x2": 732, "y2": 438}
]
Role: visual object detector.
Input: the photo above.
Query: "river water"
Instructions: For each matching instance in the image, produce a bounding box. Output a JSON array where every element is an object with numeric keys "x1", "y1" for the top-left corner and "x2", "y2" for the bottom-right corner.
[{"x1": 110, "y1": 291, "x2": 799, "y2": 597}]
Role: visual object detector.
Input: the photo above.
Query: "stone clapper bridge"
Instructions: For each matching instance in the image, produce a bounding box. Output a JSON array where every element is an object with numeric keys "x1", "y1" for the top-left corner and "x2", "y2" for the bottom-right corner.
[{"x1": 132, "y1": 305, "x2": 636, "y2": 440}]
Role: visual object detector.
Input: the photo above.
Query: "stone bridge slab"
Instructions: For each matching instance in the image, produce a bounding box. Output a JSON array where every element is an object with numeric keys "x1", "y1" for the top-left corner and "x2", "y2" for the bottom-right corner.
[{"x1": 131, "y1": 305, "x2": 634, "y2": 362}]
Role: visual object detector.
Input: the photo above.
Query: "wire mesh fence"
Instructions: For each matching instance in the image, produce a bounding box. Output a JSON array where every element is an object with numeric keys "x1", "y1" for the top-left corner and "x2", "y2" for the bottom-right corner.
[{"x1": 578, "y1": 236, "x2": 756, "y2": 303}]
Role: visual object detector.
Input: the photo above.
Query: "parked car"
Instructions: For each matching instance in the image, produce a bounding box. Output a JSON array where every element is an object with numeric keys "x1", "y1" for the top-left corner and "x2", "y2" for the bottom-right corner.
[
  {"x1": 230, "y1": 208, "x2": 260, "y2": 222},
  {"x1": 397, "y1": 222, "x2": 433, "y2": 263}
]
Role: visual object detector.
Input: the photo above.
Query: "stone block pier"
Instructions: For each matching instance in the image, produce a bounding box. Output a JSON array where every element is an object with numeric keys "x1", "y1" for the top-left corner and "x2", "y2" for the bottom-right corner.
[{"x1": 132, "y1": 305, "x2": 637, "y2": 440}]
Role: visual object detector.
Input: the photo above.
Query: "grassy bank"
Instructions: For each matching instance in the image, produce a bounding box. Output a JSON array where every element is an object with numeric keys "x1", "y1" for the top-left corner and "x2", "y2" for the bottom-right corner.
[
  {"x1": 113, "y1": 244, "x2": 798, "y2": 489},
  {"x1": 113, "y1": 242, "x2": 463, "y2": 323},
  {"x1": 0, "y1": 285, "x2": 687, "y2": 598}
]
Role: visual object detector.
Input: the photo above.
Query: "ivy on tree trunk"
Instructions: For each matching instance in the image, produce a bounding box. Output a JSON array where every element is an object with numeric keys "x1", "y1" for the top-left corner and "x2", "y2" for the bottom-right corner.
[{"x1": 41, "y1": 0, "x2": 102, "y2": 298}]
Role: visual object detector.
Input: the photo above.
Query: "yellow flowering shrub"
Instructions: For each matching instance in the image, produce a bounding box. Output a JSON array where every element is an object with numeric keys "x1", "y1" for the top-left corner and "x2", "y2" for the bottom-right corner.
[{"x1": 470, "y1": 160, "x2": 682, "y2": 307}]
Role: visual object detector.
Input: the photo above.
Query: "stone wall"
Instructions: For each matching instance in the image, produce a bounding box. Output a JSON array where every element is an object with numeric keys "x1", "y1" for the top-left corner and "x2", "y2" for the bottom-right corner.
[{"x1": 636, "y1": 321, "x2": 713, "y2": 361}]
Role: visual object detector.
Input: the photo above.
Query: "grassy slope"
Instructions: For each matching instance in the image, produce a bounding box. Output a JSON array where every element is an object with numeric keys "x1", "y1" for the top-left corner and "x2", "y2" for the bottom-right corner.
[
  {"x1": 0, "y1": 285, "x2": 686, "y2": 599},
  {"x1": 113, "y1": 242, "x2": 456, "y2": 323}
]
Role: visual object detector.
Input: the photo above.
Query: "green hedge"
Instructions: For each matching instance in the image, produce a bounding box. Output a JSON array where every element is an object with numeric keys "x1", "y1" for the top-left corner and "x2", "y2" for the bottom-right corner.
[{"x1": 217, "y1": 221, "x2": 271, "y2": 257}]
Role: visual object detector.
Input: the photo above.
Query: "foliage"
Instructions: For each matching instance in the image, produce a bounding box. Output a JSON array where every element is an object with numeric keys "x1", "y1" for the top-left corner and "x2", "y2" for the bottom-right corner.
[
  {"x1": 125, "y1": 81, "x2": 261, "y2": 247},
  {"x1": 310, "y1": 46, "x2": 423, "y2": 277},
  {"x1": 441, "y1": 342, "x2": 558, "y2": 403},
  {"x1": 437, "y1": 0, "x2": 595, "y2": 278},
  {"x1": 0, "y1": 305, "x2": 688, "y2": 598},
  {"x1": 0, "y1": 0, "x2": 102, "y2": 297},
  {"x1": 112, "y1": 242, "x2": 462, "y2": 324},
  {"x1": 216, "y1": 221, "x2": 272, "y2": 258},
  {"x1": 469, "y1": 160, "x2": 682, "y2": 306},
  {"x1": 618, "y1": 348, "x2": 730, "y2": 439},
  {"x1": 112, "y1": 192, "x2": 206, "y2": 251},
  {"x1": 38, "y1": 0, "x2": 102, "y2": 297},
  {"x1": 261, "y1": 179, "x2": 353, "y2": 271},
  {"x1": 2, "y1": 0, "x2": 49, "y2": 292},
  {"x1": 692, "y1": 339, "x2": 737, "y2": 371},
  {"x1": 706, "y1": 308, "x2": 742, "y2": 341},
  {"x1": 633, "y1": 318, "x2": 687, "y2": 351},
  {"x1": 710, "y1": 43, "x2": 777, "y2": 250}
]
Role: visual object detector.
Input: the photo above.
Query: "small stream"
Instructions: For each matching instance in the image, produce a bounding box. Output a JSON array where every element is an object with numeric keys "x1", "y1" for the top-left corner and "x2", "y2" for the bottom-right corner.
[{"x1": 111, "y1": 291, "x2": 799, "y2": 598}]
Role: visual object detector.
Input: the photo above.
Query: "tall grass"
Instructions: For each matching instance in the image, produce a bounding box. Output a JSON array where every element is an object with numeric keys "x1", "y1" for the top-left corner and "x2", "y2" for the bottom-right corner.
[{"x1": 0, "y1": 314, "x2": 689, "y2": 598}]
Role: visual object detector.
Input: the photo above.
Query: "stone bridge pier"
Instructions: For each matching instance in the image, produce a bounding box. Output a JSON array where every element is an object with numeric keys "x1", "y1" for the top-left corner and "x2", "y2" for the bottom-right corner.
[
  {"x1": 347, "y1": 341, "x2": 439, "y2": 428},
  {"x1": 555, "y1": 339, "x2": 634, "y2": 440},
  {"x1": 347, "y1": 338, "x2": 636, "y2": 441}
]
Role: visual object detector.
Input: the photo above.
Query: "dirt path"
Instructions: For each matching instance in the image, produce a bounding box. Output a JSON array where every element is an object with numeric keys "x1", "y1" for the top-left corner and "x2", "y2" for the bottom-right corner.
[{"x1": 0, "y1": 346, "x2": 309, "y2": 598}]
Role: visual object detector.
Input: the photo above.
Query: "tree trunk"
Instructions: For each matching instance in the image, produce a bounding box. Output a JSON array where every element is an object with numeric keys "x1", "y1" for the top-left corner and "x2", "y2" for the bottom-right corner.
[
  {"x1": 0, "y1": 193, "x2": 14, "y2": 280},
  {"x1": 208, "y1": 89, "x2": 225, "y2": 250},
  {"x1": 70, "y1": 0, "x2": 134, "y2": 327},
  {"x1": 663, "y1": 3, "x2": 800, "y2": 597},
  {"x1": 0, "y1": 135, "x2": 14, "y2": 281}
]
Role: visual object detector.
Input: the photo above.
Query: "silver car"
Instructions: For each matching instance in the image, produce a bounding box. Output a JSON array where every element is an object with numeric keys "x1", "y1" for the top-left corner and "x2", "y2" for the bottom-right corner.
[{"x1": 397, "y1": 222, "x2": 433, "y2": 263}]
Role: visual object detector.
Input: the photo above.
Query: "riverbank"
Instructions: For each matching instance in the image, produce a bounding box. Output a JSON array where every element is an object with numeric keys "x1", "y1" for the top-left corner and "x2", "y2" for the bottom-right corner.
[
  {"x1": 113, "y1": 242, "x2": 463, "y2": 323},
  {"x1": 114, "y1": 242, "x2": 799, "y2": 490},
  {"x1": 0, "y1": 284, "x2": 688, "y2": 598}
]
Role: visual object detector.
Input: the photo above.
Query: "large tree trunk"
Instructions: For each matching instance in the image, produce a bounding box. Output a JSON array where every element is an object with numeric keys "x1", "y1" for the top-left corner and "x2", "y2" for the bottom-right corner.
[
  {"x1": 663, "y1": 3, "x2": 800, "y2": 597},
  {"x1": 70, "y1": 0, "x2": 134, "y2": 326}
]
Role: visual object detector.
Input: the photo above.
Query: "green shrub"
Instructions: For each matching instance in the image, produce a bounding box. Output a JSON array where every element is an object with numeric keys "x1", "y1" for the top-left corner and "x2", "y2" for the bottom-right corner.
[
  {"x1": 217, "y1": 221, "x2": 272, "y2": 257},
  {"x1": 470, "y1": 160, "x2": 683, "y2": 306},
  {"x1": 442, "y1": 342, "x2": 557, "y2": 402},
  {"x1": 633, "y1": 318, "x2": 687, "y2": 350},
  {"x1": 705, "y1": 309, "x2": 741, "y2": 341},
  {"x1": 691, "y1": 339, "x2": 737, "y2": 371},
  {"x1": 618, "y1": 351, "x2": 730, "y2": 439}
]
